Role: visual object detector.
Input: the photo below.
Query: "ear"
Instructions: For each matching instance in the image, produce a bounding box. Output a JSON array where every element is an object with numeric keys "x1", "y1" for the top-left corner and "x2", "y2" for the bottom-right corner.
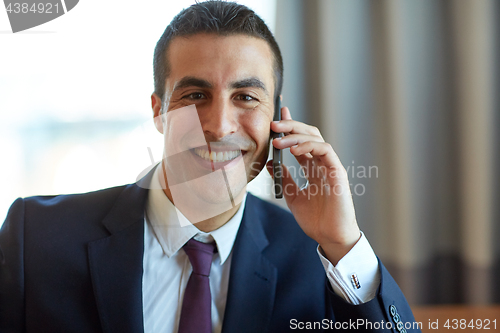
[{"x1": 151, "y1": 93, "x2": 164, "y2": 134}]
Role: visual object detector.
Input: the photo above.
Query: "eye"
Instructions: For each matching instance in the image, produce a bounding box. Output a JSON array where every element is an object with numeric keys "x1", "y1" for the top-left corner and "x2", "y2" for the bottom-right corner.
[
  {"x1": 233, "y1": 93, "x2": 260, "y2": 109},
  {"x1": 235, "y1": 94, "x2": 257, "y2": 102},
  {"x1": 182, "y1": 92, "x2": 206, "y2": 100}
]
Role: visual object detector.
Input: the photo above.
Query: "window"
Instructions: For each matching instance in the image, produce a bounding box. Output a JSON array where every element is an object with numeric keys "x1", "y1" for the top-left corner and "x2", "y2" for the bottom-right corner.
[{"x1": 0, "y1": 0, "x2": 277, "y2": 223}]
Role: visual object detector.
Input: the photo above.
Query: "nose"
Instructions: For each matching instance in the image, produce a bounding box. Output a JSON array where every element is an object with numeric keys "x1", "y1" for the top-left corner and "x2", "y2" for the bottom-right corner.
[{"x1": 201, "y1": 97, "x2": 238, "y2": 140}]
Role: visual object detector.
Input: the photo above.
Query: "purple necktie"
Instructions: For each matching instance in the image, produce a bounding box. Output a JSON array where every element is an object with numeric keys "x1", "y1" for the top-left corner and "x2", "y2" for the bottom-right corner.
[{"x1": 178, "y1": 239, "x2": 217, "y2": 333}]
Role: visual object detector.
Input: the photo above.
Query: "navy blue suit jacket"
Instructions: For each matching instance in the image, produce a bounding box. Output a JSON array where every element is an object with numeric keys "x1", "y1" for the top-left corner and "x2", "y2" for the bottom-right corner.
[{"x1": 0, "y1": 175, "x2": 420, "y2": 332}]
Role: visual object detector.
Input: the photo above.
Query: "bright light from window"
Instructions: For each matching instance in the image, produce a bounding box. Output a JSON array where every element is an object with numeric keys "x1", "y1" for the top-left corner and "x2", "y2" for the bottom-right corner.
[{"x1": 0, "y1": 0, "x2": 277, "y2": 223}]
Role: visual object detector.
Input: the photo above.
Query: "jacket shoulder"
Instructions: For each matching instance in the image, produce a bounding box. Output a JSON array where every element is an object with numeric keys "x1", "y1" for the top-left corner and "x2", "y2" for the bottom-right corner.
[
  {"x1": 9, "y1": 184, "x2": 135, "y2": 244},
  {"x1": 22, "y1": 184, "x2": 127, "y2": 211}
]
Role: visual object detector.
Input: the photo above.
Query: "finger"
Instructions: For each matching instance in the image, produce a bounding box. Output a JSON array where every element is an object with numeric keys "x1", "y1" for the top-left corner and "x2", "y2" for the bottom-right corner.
[
  {"x1": 272, "y1": 133, "x2": 324, "y2": 150},
  {"x1": 295, "y1": 153, "x2": 314, "y2": 164},
  {"x1": 280, "y1": 164, "x2": 300, "y2": 204},
  {"x1": 281, "y1": 106, "x2": 293, "y2": 121},
  {"x1": 290, "y1": 142, "x2": 347, "y2": 185},
  {"x1": 290, "y1": 141, "x2": 337, "y2": 166},
  {"x1": 271, "y1": 119, "x2": 322, "y2": 137}
]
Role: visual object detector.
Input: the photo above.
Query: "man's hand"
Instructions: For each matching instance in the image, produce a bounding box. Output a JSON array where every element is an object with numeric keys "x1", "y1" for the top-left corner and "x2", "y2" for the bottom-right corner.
[{"x1": 267, "y1": 106, "x2": 361, "y2": 265}]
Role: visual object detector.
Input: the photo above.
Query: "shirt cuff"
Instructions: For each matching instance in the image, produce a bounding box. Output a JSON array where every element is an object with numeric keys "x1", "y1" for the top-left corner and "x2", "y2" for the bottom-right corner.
[{"x1": 317, "y1": 231, "x2": 380, "y2": 305}]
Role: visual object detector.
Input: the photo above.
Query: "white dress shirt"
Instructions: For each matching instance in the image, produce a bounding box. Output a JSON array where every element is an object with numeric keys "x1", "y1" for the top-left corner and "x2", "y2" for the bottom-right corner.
[{"x1": 142, "y1": 166, "x2": 380, "y2": 333}]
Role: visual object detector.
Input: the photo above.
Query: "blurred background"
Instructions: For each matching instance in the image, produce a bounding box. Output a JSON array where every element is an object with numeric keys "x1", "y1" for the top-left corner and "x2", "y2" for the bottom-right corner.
[{"x1": 0, "y1": 0, "x2": 498, "y2": 306}]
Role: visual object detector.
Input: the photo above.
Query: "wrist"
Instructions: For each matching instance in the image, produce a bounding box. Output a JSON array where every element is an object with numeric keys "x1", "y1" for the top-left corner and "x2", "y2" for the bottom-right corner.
[{"x1": 320, "y1": 231, "x2": 361, "y2": 265}]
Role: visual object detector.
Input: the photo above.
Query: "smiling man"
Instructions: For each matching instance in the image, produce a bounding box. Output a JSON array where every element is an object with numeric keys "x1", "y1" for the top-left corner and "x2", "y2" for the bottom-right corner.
[
  {"x1": 153, "y1": 33, "x2": 277, "y2": 230},
  {"x1": 0, "y1": 1, "x2": 420, "y2": 333}
]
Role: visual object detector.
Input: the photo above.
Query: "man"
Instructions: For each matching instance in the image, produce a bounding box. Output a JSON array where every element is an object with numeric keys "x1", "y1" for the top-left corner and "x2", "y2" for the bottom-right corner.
[{"x1": 0, "y1": 1, "x2": 420, "y2": 332}]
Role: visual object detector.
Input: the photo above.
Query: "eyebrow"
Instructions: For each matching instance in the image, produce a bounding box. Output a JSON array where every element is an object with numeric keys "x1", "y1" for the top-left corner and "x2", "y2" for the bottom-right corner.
[
  {"x1": 230, "y1": 77, "x2": 268, "y2": 96},
  {"x1": 173, "y1": 76, "x2": 212, "y2": 91},
  {"x1": 173, "y1": 76, "x2": 268, "y2": 96}
]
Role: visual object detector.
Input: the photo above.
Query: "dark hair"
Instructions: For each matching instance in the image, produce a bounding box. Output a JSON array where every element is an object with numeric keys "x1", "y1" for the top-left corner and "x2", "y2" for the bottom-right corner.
[{"x1": 153, "y1": 0, "x2": 283, "y2": 102}]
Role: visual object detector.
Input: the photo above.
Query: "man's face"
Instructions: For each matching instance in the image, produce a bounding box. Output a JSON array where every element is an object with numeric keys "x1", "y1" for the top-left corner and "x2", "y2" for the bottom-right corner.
[{"x1": 153, "y1": 33, "x2": 275, "y2": 207}]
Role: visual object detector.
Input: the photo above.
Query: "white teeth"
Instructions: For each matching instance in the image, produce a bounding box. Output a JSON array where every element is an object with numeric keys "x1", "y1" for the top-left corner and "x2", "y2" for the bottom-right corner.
[{"x1": 193, "y1": 148, "x2": 240, "y2": 162}]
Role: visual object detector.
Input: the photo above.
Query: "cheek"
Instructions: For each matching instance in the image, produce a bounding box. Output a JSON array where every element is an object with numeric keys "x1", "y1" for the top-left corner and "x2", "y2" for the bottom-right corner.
[{"x1": 241, "y1": 112, "x2": 272, "y2": 148}]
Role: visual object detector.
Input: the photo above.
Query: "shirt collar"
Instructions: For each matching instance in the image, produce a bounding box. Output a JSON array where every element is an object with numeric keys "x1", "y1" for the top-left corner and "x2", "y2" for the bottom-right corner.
[{"x1": 145, "y1": 165, "x2": 246, "y2": 265}]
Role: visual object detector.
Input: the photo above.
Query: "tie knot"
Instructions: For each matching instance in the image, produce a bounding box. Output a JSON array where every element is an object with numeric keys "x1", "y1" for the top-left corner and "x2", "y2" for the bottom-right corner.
[{"x1": 183, "y1": 239, "x2": 217, "y2": 277}]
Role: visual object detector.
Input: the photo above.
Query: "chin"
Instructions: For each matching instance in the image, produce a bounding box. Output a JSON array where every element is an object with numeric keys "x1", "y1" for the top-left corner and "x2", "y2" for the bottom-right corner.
[
  {"x1": 194, "y1": 178, "x2": 239, "y2": 203},
  {"x1": 168, "y1": 169, "x2": 247, "y2": 224}
]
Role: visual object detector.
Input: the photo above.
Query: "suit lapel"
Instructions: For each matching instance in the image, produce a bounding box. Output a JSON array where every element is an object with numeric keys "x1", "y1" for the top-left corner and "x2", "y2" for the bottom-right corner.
[
  {"x1": 222, "y1": 194, "x2": 278, "y2": 333},
  {"x1": 87, "y1": 172, "x2": 278, "y2": 333},
  {"x1": 88, "y1": 170, "x2": 154, "y2": 333}
]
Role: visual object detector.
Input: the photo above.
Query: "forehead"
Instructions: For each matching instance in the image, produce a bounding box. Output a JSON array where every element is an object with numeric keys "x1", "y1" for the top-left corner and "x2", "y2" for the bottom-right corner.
[{"x1": 166, "y1": 33, "x2": 275, "y2": 91}]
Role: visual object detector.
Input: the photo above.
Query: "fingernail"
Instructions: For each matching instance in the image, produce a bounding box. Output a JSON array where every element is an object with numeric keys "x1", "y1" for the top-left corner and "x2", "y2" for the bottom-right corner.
[{"x1": 272, "y1": 120, "x2": 280, "y2": 123}]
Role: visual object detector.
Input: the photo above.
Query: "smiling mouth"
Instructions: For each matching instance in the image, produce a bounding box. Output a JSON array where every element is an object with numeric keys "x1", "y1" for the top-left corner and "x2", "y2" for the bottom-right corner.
[{"x1": 193, "y1": 147, "x2": 242, "y2": 163}]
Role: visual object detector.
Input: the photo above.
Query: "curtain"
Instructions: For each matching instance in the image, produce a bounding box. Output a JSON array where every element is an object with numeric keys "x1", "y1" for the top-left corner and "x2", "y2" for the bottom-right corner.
[{"x1": 275, "y1": 0, "x2": 499, "y2": 305}]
